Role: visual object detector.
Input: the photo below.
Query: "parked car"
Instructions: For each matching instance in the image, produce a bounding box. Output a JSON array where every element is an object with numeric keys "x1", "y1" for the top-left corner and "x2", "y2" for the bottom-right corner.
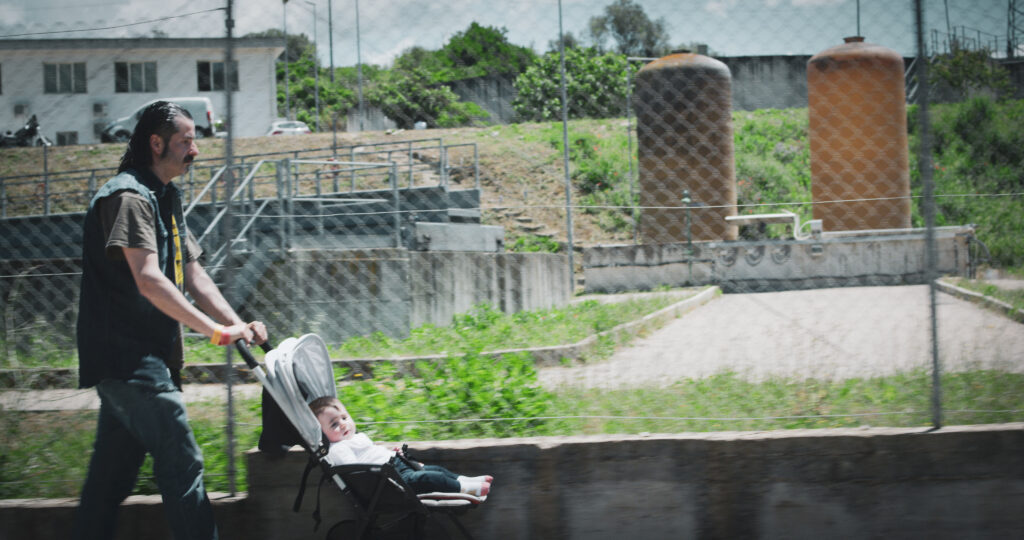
[
  {"x1": 266, "y1": 120, "x2": 311, "y2": 136},
  {"x1": 101, "y1": 97, "x2": 216, "y2": 143}
]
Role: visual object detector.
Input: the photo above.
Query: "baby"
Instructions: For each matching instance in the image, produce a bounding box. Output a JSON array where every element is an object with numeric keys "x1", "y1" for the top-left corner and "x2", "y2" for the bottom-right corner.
[{"x1": 309, "y1": 396, "x2": 492, "y2": 496}]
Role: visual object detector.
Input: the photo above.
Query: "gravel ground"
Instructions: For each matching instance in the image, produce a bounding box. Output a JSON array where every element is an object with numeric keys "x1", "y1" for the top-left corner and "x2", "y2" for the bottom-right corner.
[{"x1": 538, "y1": 284, "x2": 1024, "y2": 389}]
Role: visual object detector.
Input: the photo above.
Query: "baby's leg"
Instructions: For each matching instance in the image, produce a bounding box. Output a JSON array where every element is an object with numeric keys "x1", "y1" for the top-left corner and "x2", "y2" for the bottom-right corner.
[{"x1": 401, "y1": 467, "x2": 460, "y2": 494}]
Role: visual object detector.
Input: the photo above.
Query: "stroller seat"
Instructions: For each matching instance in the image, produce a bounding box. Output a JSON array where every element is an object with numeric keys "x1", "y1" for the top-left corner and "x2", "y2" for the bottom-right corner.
[
  {"x1": 322, "y1": 461, "x2": 484, "y2": 539},
  {"x1": 237, "y1": 334, "x2": 486, "y2": 539}
]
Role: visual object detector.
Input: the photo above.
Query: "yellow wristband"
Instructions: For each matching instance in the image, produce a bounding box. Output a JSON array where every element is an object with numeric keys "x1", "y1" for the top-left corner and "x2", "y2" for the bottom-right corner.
[{"x1": 211, "y1": 325, "x2": 224, "y2": 346}]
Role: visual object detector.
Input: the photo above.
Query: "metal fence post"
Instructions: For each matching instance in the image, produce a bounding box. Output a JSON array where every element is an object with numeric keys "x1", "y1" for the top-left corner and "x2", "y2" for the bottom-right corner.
[
  {"x1": 408, "y1": 140, "x2": 416, "y2": 188},
  {"x1": 88, "y1": 170, "x2": 97, "y2": 203},
  {"x1": 315, "y1": 170, "x2": 324, "y2": 237},
  {"x1": 392, "y1": 163, "x2": 401, "y2": 248},
  {"x1": 349, "y1": 146, "x2": 357, "y2": 191},
  {"x1": 914, "y1": 0, "x2": 943, "y2": 430},
  {"x1": 42, "y1": 144, "x2": 50, "y2": 215},
  {"x1": 277, "y1": 159, "x2": 287, "y2": 251},
  {"x1": 473, "y1": 143, "x2": 480, "y2": 190},
  {"x1": 440, "y1": 145, "x2": 448, "y2": 188}
]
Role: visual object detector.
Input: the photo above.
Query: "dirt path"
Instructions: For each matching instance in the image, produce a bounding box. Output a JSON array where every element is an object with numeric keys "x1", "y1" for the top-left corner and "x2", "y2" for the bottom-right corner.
[{"x1": 538, "y1": 285, "x2": 1024, "y2": 389}]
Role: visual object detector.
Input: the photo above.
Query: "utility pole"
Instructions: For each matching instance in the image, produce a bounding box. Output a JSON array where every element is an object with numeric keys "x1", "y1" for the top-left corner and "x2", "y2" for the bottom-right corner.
[
  {"x1": 1010, "y1": 0, "x2": 1023, "y2": 59},
  {"x1": 283, "y1": 0, "x2": 291, "y2": 120},
  {"x1": 305, "y1": 0, "x2": 320, "y2": 131},
  {"x1": 328, "y1": 0, "x2": 335, "y2": 82},
  {"x1": 355, "y1": 0, "x2": 364, "y2": 132},
  {"x1": 223, "y1": 0, "x2": 238, "y2": 497}
]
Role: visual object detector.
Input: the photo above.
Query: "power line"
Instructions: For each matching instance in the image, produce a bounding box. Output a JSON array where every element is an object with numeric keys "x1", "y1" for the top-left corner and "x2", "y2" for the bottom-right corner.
[{"x1": 0, "y1": 7, "x2": 223, "y2": 39}]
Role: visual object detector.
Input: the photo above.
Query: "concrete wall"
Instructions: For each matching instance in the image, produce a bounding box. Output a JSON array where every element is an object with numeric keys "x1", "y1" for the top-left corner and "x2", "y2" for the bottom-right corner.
[
  {"x1": 719, "y1": 55, "x2": 811, "y2": 111},
  {"x1": 5, "y1": 424, "x2": 1022, "y2": 539},
  {"x1": 246, "y1": 249, "x2": 571, "y2": 343},
  {"x1": 584, "y1": 225, "x2": 974, "y2": 293},
  {"x1": 409, "y1": 251, "x2": 570, "y2": 329},
  {"x1": 448, "y1": 75, "x2": 518, "y2": 124}
]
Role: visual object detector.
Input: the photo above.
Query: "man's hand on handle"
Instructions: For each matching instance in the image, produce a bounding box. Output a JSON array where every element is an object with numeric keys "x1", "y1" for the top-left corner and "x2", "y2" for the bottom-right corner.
[{"x1": 212, "y1": 321, "x2": 267, "y2": 346}]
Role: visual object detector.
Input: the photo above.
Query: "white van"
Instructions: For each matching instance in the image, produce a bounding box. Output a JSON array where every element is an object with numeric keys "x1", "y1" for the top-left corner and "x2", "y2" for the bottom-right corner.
[{"x1": 101, "y1": 97, "x2": 216, "y2": 142}]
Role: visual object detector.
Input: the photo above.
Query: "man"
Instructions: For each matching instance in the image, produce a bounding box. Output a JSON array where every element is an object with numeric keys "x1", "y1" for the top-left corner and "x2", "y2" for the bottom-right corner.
[{"x1": 74, "y1": 101, "x2": 267, "y2": 540}]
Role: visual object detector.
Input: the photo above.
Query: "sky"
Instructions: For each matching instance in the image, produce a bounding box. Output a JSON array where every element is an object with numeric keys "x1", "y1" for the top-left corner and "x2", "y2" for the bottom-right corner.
[{"x1": 0, "y1": 0, "x2": 1014, "y2": 67}]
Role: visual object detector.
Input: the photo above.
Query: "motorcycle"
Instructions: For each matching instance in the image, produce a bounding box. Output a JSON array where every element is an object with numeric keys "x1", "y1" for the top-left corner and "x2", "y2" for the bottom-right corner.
[{"x1": 0, "y1": 115, "x2": 53, "y2": 148}]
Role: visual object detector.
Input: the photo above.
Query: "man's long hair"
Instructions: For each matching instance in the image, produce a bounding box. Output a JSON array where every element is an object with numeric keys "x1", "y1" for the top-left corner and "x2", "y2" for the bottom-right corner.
[{"x1": 117, "y1": 101, "x2": 193, "y2": 173}]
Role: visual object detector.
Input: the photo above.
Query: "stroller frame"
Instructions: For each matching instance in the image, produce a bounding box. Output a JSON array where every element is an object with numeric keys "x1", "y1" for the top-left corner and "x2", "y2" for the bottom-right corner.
[{"x1": 238, "y1": 334, "x2": 484, "y2": 539}]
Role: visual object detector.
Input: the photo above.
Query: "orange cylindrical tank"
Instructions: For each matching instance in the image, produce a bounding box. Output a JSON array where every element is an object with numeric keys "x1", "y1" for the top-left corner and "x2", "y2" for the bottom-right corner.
[
  {"x1": 807, "y1": 36, "x2": 911, "y2": 231},
  {"x1": 633, "y1": 52, "x2": 737, "y2": 243}
]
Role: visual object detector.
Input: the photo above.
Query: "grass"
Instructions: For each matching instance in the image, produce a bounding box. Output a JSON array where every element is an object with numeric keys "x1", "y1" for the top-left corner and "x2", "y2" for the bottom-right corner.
[
  {"x1": 551, "y1": 370, "x2": 1024, "y2": 433},
  {"x1": 329, "y1": 296, "x2": 681, "y2": 359},
  {"x1": 3, "y1": 289, "x2": 1023, "y2": 499},
  {"x1": 3, "y1": 368, "x2": 1021, "y2": 499},
  {"x1": 949, "y1": 277, "x2": 1024, "y2": 312}
]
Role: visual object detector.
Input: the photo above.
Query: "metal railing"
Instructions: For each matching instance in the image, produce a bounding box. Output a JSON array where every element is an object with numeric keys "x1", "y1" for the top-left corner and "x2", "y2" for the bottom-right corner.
[{"x1": 0, "y1": 138, "x2": 478, "y2": 219}]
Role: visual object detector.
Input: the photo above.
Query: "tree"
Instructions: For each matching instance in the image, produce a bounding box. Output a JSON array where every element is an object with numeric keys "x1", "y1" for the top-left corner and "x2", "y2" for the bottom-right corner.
[
  {"x1": 512, "y1": 47, "x2": 633, "y2": 122},
  {"x1": 393, "y1": 46, "x2": 446, "y2": 75},
  {"x1": 437, "y1": 23, "x2": 536, "y2": 81},
  {"x1": 245, "y1": 29, "x2": 313, "y2": 63},
  {"x1": 547, "y1": 32, "x2": 582, "y2": 53},
  {"x1": 392, "y1": 23, "x2": 535, "y2": 83},
  {"x1": 368, "y1": 68, "x2": 488, "y2": 129},
  {"x1": 588, "y1": 0, "x2": 670, "y2": 57},
  {"x1": 929, "y1": 44, "x2": 1013, "y2": 99}
]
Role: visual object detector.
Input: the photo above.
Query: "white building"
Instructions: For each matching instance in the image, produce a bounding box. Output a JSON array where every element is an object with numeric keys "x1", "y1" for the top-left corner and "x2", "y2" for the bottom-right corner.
[{"x1": 0, "y1": 38, "x2": 284, "y2": 144}]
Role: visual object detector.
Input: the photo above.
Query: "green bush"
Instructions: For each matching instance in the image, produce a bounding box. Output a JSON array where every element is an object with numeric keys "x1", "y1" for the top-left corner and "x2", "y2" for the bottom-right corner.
[
  {"x1": 733, "y1": 108, "x2": 812, "y2": 239},
  {"x1": 543, "y1": 121, "x2": 637, "y2": 235},
  {"x1": 509, "y1": 234, "x2": 561, "y2": 253},
  {"x1": 335, "y1": 351, "x2": 559, "y2": 441},
  {"x1": 512, "y1": 48, "x2": 633, "y2": 122},
  {"x1": 926, "y1": 97, "x2": 1024, "y2": 269}
]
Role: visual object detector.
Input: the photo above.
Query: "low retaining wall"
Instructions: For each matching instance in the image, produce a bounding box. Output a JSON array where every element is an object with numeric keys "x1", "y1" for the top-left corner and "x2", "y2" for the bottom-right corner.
[
  {"x1": 584, "y1": 225, "x2": 975, "y2": 293},
  {"x1": 5, "y1": 424, "x2": 1021, "y2": 539}
]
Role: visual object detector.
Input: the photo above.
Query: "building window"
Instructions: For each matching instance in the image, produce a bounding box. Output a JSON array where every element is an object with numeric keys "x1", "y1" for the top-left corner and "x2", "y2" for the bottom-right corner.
[
  {"x1": 197, "y1": 61, "x2": 239, "y2": 91},
  {"x1": 56, "y1": 131, "x2": 78, "y2": 146},
  {"x1": 115, "y1": 62, "x2": 157, "y2": 93},
  {"x1": 44, "y1": 62, "x2": 87, "y2": 94}
]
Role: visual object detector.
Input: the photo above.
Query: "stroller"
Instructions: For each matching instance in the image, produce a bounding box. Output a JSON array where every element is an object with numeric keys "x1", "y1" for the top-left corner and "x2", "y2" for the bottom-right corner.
[{"x1": 237, "y1": 334, "x2": 487, "y2": 539}]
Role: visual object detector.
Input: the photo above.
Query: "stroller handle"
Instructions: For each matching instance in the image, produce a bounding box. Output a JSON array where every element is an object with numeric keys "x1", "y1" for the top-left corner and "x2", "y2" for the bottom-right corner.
[{"x1": 235, "y1": 339, "x2": 273, "y2": 370}]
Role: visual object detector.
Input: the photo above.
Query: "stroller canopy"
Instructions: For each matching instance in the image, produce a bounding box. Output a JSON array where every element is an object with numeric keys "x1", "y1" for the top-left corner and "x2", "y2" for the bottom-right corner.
[{"x1": 262, "y1": 334, "x2": 337, "y2": 451}]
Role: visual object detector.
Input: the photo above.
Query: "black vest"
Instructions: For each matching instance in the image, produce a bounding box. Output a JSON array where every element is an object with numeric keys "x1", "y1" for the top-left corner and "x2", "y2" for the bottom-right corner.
[{"x1": 76, "y1": 169, "x2": 187, "y2": 388}]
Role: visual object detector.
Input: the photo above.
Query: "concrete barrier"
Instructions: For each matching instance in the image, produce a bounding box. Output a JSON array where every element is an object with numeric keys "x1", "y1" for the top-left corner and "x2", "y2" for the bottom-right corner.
[
  {"x1": 6, "y1": 424, "x2": 1021, "y2": 539},
  {"x1": 584, "y1": 225, "x2": 975, "y2": 293}
]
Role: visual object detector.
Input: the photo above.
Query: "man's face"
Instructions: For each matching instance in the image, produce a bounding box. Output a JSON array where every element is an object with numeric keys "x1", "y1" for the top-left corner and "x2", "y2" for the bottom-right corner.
[
  {"x1": 152, "y1": 116, "x2": 198, "y2": 180},
  {"x1": 316, "y1": 404, "x2": 356, "y2": 443}
]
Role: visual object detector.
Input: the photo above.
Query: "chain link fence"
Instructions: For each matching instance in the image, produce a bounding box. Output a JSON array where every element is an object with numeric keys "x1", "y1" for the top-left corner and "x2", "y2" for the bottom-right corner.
[{"x1": 1, "y1": 0, "x2": 1023, "y2": 497}]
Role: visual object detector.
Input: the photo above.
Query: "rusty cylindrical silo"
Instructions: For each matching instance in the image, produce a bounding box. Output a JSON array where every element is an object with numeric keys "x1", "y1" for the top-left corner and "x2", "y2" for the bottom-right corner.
[
  {"x1": 633, "y1": 52, "x2": 737, "y2": 244},
  {"x1": 807, "y1": 36, "x2": 911, "y2": 231}
]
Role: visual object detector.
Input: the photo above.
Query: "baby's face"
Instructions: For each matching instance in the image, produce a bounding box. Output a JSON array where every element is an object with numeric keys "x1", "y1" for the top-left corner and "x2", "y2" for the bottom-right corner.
[{"x1": 316, "y1": 405, "x2": 356, "y2": 443}]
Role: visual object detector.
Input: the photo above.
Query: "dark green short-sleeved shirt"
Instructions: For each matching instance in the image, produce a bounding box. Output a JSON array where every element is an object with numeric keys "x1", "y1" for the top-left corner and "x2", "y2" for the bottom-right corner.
[{"x1": 97, "y1": 190, "x2": 202, "y2": 263}]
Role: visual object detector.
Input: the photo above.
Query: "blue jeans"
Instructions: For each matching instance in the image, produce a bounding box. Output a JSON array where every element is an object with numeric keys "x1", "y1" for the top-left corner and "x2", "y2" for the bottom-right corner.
[
  {"x1": 73, "y1": 356, "x2": 217, "y2": 540},
  {"x1": 391, "y1": 457, "x2": 461, "y2": 494}
]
